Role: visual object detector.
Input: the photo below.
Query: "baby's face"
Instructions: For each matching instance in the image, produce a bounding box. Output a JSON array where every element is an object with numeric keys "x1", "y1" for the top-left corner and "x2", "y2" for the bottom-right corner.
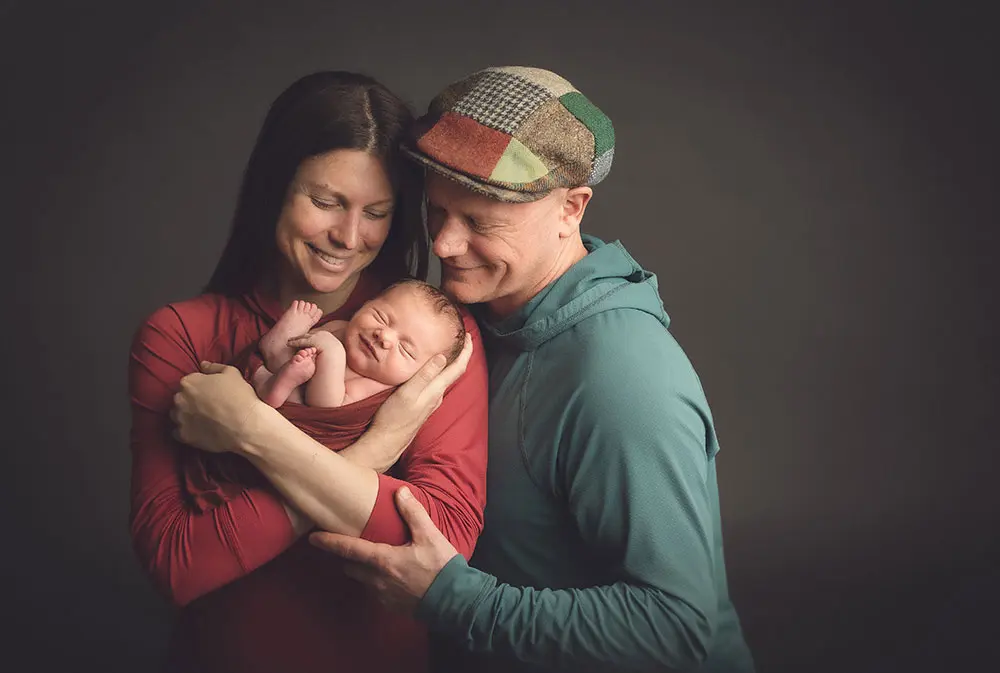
[{"x1": 342, "y1": 285, "x2": 455, "y2": 385}]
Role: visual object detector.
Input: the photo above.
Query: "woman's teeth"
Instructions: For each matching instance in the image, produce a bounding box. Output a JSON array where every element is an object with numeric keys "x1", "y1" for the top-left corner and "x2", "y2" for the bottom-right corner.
[{"x1": 311, "y1": 246, "x2": 349, "y2": 267}]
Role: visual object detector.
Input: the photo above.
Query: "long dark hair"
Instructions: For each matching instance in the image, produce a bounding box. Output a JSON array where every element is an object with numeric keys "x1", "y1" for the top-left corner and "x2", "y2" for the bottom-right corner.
[{"x1": 205, "y1": 71, "x2": 427, "y2": 296}]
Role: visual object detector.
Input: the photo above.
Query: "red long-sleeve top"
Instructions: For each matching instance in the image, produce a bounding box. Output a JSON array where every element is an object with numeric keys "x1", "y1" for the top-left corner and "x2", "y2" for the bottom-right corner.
[{"x1": 128, "y1": 271, "x2": 489, "y2": 673}]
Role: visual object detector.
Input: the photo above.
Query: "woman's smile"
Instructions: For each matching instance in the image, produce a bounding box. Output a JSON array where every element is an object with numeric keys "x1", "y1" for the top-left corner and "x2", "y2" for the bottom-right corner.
[{"x1": 307, "y1": 243, "x2": 353, "y2": 270}]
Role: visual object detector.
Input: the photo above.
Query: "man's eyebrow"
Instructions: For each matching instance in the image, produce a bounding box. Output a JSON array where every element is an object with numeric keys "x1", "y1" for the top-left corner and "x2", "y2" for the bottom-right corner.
[{"x1": 305, "y1": 182, "x2": 393, "y2": 206}]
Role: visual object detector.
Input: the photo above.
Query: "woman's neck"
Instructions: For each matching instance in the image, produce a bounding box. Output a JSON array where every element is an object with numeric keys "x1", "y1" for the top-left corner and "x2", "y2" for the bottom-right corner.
[{"x1": 274, "y1": 268, "x2": 363, "y2": 316}]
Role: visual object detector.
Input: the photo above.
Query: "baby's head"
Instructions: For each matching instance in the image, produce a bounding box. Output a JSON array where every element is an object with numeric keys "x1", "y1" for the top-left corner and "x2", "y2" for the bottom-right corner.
[{"x1": 342, "y1": 279, "x2": 466, "y2": 386}]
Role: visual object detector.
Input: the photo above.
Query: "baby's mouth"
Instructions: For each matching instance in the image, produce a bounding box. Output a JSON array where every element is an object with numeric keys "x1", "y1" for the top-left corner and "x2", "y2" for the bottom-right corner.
[{"x1": 360, "y1": 334, "x2": 378, "y2": 361}]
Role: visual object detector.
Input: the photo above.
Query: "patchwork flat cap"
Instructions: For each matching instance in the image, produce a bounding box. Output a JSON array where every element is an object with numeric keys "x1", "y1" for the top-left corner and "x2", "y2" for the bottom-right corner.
[{"x1": 403, "y1": 66, "x2": 615, "y2": 202}]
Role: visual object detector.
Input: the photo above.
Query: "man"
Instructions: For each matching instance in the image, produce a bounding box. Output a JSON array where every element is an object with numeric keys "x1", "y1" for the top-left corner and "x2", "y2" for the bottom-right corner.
[{"x1": 312, "y1": 66, "x2": 755, "y2": 672}]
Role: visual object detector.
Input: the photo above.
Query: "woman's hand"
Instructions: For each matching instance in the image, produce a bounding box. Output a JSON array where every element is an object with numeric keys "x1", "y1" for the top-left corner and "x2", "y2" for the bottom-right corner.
[
  {"x1": 170, "y1": 361, "x2": 265, "y2": 454},
  {"x1": 362, "y1": 334, "x2": 474, "y2": 463}
]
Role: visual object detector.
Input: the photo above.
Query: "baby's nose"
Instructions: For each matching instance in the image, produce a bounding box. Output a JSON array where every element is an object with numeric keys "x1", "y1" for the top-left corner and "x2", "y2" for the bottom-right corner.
[{"x1": 375, "y1": 328, "x2": 395, "y2": 347}]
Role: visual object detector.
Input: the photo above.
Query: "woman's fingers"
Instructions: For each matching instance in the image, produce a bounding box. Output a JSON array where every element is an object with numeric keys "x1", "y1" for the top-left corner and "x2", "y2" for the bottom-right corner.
[
  {"x1": 396, "y1": 333, "x2": 474, "y2": 406},
  {"x1": 408, "y1": 354, "x2": 448, "y2": 391},
  {"x1": 199, "y1": 361, "x2": 230, "y2": 374},
  {"x1": 369, "y1": 333, "x2": 474, "y2": 445},
  {"x1": 438, "y1": 333, "x2": 473, "y2": 390}
]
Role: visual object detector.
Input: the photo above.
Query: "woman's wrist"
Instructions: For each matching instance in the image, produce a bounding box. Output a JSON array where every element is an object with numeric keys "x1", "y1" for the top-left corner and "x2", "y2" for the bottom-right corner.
[
  {"x1": 235, "y1": 400, "x2": 283, "y2": 458},
  {"x1": 366, "y1": 420, "x2": 414, "y2": 456},
  {"x1": 341, "y1": 426, "x2": 408, "y2": 474}
]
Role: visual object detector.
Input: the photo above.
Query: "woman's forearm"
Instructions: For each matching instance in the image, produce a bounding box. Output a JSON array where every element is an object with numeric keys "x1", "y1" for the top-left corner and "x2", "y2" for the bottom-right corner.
[{"x1": 238, "y1": 402, "x2": 389, "y2": 536}]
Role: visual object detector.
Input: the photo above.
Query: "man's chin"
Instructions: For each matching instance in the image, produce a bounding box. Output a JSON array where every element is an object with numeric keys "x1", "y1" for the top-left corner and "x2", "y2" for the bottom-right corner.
[{"x1": 440, "y1": 278, "x2": 490, "y2": 305}]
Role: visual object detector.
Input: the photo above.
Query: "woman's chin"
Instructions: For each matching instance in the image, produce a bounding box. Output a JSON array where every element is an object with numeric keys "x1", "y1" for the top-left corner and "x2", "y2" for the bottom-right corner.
[{"x1": 304, "y1": 268, "x2": 356, "y2": 294}]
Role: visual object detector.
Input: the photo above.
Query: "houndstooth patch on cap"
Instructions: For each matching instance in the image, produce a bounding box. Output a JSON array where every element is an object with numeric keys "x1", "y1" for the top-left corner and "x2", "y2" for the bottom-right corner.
[{"x1": 453, "y1": 70, "x2": 552, "y2": 135}]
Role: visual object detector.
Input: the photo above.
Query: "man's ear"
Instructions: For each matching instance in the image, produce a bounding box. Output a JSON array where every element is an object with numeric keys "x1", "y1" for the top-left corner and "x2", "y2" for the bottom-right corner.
[{"x1": 558, "y1": 186, "x2": 593, "y2": 238}]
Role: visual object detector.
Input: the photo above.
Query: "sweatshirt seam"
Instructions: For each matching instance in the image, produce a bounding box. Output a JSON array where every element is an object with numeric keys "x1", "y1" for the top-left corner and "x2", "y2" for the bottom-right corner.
[
  {"x1": 529, "y1": 281, "x2": 636, "y2": 347},
  {"x1": 517, "y1": 352, "x2": 542, "y2": 490},
  {"x1": 456, "y1": 570, "x2": 497, "y2": 635}
]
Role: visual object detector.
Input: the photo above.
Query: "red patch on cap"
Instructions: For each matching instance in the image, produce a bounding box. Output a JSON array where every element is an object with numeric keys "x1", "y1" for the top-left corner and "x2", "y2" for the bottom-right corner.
[{"x1": 417, "y1": 112, "x2": 512, "y2": 179}]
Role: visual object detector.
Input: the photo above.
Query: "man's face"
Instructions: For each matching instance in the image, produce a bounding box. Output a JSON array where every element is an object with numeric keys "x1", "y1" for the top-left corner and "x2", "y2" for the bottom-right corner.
[{"x1": 426, "y1": 173, "x2": 565, "y2": 317}]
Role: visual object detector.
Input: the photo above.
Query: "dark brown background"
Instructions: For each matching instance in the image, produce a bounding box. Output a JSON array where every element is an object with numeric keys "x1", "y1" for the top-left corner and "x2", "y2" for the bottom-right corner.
[{"x1": 2, "y1": 1, "x2": 996, "y2": 671}]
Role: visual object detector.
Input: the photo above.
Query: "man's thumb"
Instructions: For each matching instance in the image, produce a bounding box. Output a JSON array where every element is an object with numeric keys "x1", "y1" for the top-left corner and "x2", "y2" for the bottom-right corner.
[{"x1": 396, "y1": 487, "x2": 436, "y2": 542}]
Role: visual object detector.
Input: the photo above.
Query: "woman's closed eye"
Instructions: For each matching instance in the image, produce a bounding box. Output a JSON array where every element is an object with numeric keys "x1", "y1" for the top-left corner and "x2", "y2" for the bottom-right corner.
[
  {"x1": 310, "y1": 196, "x2": 342, "y2": 210},
  {"x1": 363, "y1": 208, "x2": 391, "y2": 221}
]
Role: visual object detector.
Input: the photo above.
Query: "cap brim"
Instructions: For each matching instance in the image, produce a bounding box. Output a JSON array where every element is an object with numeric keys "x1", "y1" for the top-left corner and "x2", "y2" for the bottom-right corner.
[{"x1": 401, "y1": 144, "x2": 551, "y2": 204}]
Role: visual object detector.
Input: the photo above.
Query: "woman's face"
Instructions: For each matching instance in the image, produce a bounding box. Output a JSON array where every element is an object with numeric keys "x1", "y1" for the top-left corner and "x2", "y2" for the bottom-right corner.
[{"x1": 276, "y1": 149, "x2": 395, "y2": 296}]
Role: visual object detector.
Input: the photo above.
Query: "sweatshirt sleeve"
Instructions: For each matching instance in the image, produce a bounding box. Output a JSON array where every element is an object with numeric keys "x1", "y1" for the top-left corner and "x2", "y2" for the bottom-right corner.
[
  {"x1": 129, "y1": 303, "x2": 298, "y2": 607},
  {"x1": 417, "y1": 326, "x2": 720, "y2": 671},
  {"x1": 358, "y1": 310, "x2": 489, "y2": 559}
]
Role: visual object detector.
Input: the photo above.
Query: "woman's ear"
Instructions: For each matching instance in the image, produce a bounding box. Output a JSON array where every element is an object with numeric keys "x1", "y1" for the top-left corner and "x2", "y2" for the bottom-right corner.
[{"x1": 558, "y1": 187, "x2": 593, "y2": 238}]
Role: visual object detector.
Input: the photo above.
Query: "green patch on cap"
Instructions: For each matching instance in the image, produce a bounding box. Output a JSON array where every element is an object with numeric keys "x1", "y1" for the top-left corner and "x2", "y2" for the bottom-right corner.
[{"x1": 559, "y1": 91, "x2": 615, "y2": 157}]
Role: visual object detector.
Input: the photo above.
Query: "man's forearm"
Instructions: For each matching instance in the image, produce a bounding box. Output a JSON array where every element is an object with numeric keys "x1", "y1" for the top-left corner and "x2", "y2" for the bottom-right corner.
[
  {"x1": 239, "y1": 403, "x2": 381, "y2": 536},
  {"x1": 419, "y1": 558, "x2": 715, "y2": 672}
]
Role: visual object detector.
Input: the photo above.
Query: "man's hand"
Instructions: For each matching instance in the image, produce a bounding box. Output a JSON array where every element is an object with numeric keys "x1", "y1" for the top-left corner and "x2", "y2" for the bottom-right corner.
[
  {"x1": 309, "y1": 486, "x2": 459, "y2": 615},
  {"x1": 170, "y1": 361, "x2": 264, "y2": 454}
]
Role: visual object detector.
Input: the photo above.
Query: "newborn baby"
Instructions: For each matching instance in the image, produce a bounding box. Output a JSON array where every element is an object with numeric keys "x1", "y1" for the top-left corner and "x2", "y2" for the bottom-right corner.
[{"x1": 253, "y1": 279, "x2": 466, "y2": 408}]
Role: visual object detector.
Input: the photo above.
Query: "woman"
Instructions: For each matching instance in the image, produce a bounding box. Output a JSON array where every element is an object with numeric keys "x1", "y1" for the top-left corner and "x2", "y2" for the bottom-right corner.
[{"x1": 128, "y1": 71, "x2": 489, "y2": 672}]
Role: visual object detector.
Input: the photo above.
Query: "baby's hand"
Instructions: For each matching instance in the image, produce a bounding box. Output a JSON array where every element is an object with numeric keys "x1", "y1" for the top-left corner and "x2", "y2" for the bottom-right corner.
[{"x1": 287, "y1": 330, "x2": 343, "y2": 355}]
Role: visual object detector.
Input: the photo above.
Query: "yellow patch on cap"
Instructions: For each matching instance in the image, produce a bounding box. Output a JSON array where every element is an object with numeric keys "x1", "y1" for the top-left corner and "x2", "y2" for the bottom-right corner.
[{"x1": 489, "y1": 137, "x2": 550, "y2": 184}]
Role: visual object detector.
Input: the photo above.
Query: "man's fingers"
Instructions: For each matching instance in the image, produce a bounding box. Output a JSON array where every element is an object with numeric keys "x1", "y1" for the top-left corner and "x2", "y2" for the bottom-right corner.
[
  {"x1": 309, "y1": 531, "x2": 382, "y2": 566},
  {"x1": 395, "y1": 487, "x2": 440, "y2": 545}
]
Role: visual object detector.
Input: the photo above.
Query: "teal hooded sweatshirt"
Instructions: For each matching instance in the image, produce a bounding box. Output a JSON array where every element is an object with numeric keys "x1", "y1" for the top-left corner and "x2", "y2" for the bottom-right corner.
[{"x1": 418, "y1": 236, "x2": 754, "y2": 673}]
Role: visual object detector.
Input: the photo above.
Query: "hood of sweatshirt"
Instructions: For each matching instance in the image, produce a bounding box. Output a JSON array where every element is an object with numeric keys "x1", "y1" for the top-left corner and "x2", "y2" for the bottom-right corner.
[{"x1": 475, "y1": 235, "x2": 670, "y2": 352}]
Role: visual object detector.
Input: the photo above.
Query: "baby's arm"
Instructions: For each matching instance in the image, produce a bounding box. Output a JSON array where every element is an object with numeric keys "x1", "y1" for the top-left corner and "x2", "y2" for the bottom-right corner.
[{"x1": 287, "y1": 330, "x2": 347, "y2": 407}]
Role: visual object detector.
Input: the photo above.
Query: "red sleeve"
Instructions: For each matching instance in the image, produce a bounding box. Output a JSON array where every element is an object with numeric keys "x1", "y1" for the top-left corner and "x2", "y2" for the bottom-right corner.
[
  {"x1": 359, "y1": 310, "x2": 489, "y2": 559},
  {"x1": 128, "y1": 301, "x2": 297, "y2": 607}
]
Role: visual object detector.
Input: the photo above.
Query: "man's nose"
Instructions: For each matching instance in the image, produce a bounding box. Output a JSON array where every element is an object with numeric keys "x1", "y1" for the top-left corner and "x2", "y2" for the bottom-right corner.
[{"x1": 432, "y1": 217, "x2": 468, "y2": 258}]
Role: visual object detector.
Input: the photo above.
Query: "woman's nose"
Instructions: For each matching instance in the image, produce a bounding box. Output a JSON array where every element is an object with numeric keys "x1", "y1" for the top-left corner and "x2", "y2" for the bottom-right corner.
[{"x1": 330, "y1": 211, "x2": 361, "y2": 250}]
